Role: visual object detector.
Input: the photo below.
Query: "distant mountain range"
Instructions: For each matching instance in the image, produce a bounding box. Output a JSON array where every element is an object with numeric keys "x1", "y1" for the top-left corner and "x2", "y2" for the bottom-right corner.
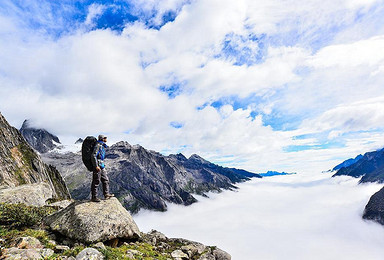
[
  {"x1": 332, "y1": 148, "x2": 384, "y2": 183},
  {"x1": 19, "y1": 120, "x2": 261, "y2": 213},
  {"x1": 259, "y1": 171, "x2": 296, "y2": 177}
]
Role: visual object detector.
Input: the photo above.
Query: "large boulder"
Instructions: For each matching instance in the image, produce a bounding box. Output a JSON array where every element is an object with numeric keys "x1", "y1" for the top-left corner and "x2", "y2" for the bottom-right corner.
[
  {"x1": 363, "y1": 186, "x2": 384, "y2": 224},
  {"x1": 0, "y1": 183, "x2": 53, "y2": 206},
  {"x1": 44, "y1": 198, "x2": 140, "y2": 243}
]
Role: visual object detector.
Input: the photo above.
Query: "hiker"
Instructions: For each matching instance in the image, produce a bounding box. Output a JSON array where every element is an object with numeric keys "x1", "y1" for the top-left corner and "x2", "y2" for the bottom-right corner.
[{"x1": 91, "y1": 134, "x2": 114, "y2": 202}]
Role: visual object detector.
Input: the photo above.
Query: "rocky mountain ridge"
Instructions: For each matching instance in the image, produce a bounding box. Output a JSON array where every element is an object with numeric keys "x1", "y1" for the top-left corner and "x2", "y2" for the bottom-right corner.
[
  {"x1": 42, "y1": 140, "x2": 261, "y2": 213},
  {"x1": 0, "y1": 112, "x2": 70, "y2": 201},
  {"x1": 332, "y1": 154, "x2": 363, "y2": 171},
  {"x1": 19, "y1": 120, "x2": 61, "y2": 154},
  {"x1": 332, "y1": 148, "x2": 384, "y2": 183}
]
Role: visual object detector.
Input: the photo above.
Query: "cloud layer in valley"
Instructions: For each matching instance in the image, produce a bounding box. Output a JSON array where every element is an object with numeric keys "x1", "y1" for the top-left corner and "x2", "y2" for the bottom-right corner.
[
  {"x1": 135, "y1": 172, "x2": 384, "y2": 259},
  {"x1": 1, "y1": 0, "x2": 384, "y2": 172}
]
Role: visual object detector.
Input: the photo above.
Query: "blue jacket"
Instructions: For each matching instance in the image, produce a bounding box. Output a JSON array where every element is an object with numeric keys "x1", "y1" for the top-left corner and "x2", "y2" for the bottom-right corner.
[{"x1": 91, "y1": 141, "x2": 108, "y2": 169}]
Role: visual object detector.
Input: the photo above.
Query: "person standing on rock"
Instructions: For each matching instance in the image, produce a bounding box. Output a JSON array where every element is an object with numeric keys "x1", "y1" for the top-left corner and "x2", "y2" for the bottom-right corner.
[{"x1": 91, "y1": 134, "x2": 114, "y2": 202}]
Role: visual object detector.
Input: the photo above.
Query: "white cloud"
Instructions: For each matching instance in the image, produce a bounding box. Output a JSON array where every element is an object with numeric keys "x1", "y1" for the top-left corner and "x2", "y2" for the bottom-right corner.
[
  {"x1": 308, "y1": 35, "x2": 384, "y2": 68},
  {"x1": 135, "y1": 172, "x2": 384, "y2": 260},
  {"x1": 1, "y1": 0, "x2": 384, "y2": 174},
  {"x1": 300, "y1": 96, "x2": 384, "y2": 133}
]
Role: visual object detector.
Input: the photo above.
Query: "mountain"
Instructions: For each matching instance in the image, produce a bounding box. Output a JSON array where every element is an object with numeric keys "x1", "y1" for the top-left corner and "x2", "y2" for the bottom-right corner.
[
  {"x1": 363, "y1": 186, "x2": 384, "y2": 225},
  {"x1": 332, "y1": 148, "x2": 384, "y2": 183},
  {"x1": 0, "y1": 112, "x2": 70, "y2": 200},
  {"x1": 332, "y1": 154, "x2": 363, "y2": 171},
  {"x1": 259, "y1": 171, "x2": 296, "y2": 177},
  {"x1": 20, "y1": 120, "x2": 61, "y2": 153},
  {"x1": 42, "y1": 141, "x2": 261, "y2": 213}
]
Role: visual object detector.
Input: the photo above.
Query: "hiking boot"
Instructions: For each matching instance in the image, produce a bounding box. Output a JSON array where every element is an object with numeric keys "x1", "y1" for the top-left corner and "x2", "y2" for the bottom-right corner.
[
  {"x1": 91, "y1": 197, "x2": 101, "y2": 202},
  {"x1": 104, "y1": 194, "x2": 114, "y2": 199}
]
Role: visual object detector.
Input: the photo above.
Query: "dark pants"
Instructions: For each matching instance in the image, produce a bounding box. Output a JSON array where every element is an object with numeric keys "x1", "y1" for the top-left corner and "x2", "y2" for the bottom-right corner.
[{"x1": 91, "y1": 168, "x2": 110, "y2": 198}]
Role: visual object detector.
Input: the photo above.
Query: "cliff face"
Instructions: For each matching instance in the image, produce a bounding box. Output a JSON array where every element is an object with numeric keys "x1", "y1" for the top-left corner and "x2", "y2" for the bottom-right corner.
[
  {"x1": 363, "y1": 186, "x2": 384, "y2": 225},
  {"x1": 0, "y1": 112, "x2": 70, "y2": 200},
  {"x1": 332, "y1": 148, "x2": 384, "y2": 183},
  {"x1": 42, "y1": 141, "x2": 260, "y2": 213}
]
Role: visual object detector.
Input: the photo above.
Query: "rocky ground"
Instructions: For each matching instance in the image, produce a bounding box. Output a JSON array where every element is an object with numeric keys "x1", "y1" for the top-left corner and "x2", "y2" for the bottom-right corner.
[{"x1": 0, "y1": 188, "x2": 231, "y2": 260}]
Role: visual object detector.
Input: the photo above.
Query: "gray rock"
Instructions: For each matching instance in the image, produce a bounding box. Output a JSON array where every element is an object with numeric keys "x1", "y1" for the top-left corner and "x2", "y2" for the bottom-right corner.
[
  {"x1": 55, "y1": 245, "x2": 70, "y2": 252},
  {"x1": 126, "y1": 249, "x2": 143, "y2": 256},
  {"x1": 2, "y1": 247, "x2": 42, "y2": 259},
  {"x1": 48, "y1": 199, "x2": 74, "y2": 209},
  {"x1": 76, "y1": 248, "x2": 104, "y2": 260},
  {"x1": 41, "y1": 248, "x2": 55, "y2": 258},
  {"x1": 198, "y1": 252, "x2": 216, "y2": 260},
  {"x1": 213, "y1": 248, "x2": 231, "y2": 260},
  {"x1": 93, "y1": 242, "x2": 106, "y2": 250},
  {"x1": 0, "y1": 183, "x2": 53, "y2": 207},
  {"x1": 171, "y1": 249, "x2": 189, "y2": 259},
  {"x1": 44, "y1": 198, "x2": 140, "y2": 243},
  {"x1": 47, "y1": 240, "x2": 57, "y2": 246},
  {"x1": 15, "y1": 236, "x2": 43, "y2": 249}
]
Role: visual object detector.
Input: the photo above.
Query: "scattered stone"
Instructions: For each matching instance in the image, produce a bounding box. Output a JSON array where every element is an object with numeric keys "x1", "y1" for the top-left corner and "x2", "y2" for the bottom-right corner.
[
  {"x1": 76, "y1": 248, "x2": 104, "y2": 260},
  {"x1": 55, "y1": 245, "x2": 70, "y2": 252},
  {"x1": 125, "y1": 250, "x2": 134, "y2": 259},
  {"x1": 93, "y1": 242, "x2": 106, "y2": 250},
  {"x1": 171, "y1": 249, "x2": 189, "y2": 260},
  {"x1": 0, "y1": 183, "x2": 53, "y2": 207},
  {"x1": 16, "y1": 236, "x2": 43, "y2": 249},
  {"x1": 47, "y1": 240, "x2": 57, "y2": 246},
  {"x1": 41, "y1": 248, "x2": 55, "y2": 258},
  {"x1": 126, "y1": 249, "x2": 143, "y2": 256},
  {"x1": 198, "y1": 252, "x2": 216, "y2": 260},
  {"x1": 181, "y1": 244, "x2": 200, "y2": 258},
  {"x1": 44, "y1": 198, "x2": 140, "y2": 243},
  {"x1": 2, "y1": 248, "x2": 42, "y2": 260}
]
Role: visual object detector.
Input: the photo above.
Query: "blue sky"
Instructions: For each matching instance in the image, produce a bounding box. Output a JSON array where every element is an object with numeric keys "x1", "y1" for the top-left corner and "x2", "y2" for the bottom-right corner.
[{"x1": 1, "y1": 0, "x2": 384, "y2": 172}]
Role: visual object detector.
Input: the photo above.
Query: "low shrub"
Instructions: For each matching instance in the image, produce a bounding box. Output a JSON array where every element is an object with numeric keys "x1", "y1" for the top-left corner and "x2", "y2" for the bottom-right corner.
[{"x1": 0, "y1": 202, "x2": 57, "y2": 228}]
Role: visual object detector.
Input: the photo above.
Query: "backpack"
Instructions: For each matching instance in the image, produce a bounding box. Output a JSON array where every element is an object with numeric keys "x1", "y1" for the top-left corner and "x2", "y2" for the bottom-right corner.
[{"x1": 81, "y1": 136, "x2": 97, "y2": 171}]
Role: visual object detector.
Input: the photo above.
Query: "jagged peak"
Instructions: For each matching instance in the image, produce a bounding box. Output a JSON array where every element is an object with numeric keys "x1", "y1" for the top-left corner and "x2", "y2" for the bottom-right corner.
[
  {"x1": 75, "y1": 138, "x2": 83, "y2": 144},
  {"x1": 170, "y1": 153, "x2": 188, "y2": 161},
  {"x1": 113, "y1": 141, "x2": 132, "y2": 147},
  {"x1": 189, "y1": 154, "x2": 210, "y2": 164}
]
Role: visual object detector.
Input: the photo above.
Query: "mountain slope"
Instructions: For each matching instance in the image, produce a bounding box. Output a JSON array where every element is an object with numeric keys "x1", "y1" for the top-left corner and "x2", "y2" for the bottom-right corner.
[
  {"x1": 332, "y1": 154, "x2": 363, "y2": 171},
  {"x1": 332, "y1": 148, "x2": 384, "y2": 183},
  {"x1": 0, "y1": 112, "x2": 70, "y2": 200},
  {"x1": 42, "y1": 141, "x2": 260, "y2": 213}
]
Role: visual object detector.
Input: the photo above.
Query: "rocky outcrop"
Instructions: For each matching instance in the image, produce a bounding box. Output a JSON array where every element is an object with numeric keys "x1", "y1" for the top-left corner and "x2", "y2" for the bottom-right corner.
[
  {"x1": 44, "y1": 197, "x2": 140, "y2": 243},
  {"x1": 0, "y1": 183, "x2": 53, "y2": 207},
  {"x1": 141, "y1": 230, "x2": 231, "y2": 260},
  {"x1": 0, "y1": 112, "x2": 70, "y2": 200},
  {"x1": 332, "y1": 148, "x2": 384, "y2": 183},
  {"x1": 363, "y1": 186, "x2": 384, "y2": 225},
  {"x1": 42, "y1": 141, "x2": 260, "y2": 213},
  {"x1": 19, "y1": 120, "x2": 60, "y2": 154}
]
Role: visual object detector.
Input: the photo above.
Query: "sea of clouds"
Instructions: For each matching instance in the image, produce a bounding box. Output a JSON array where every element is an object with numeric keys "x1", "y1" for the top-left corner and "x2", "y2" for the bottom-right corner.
[{"x1": 135, "y1": 172, "x2": 384, "y2": 260}]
